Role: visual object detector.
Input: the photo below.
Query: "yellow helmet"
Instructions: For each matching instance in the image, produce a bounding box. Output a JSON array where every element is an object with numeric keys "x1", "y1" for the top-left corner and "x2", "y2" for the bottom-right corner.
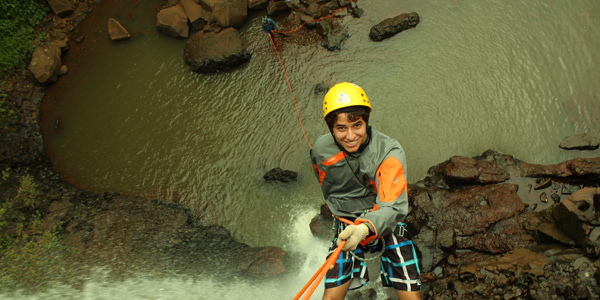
[{"x1": 323, "y1": 82, "x2": 371, "y2": 119}]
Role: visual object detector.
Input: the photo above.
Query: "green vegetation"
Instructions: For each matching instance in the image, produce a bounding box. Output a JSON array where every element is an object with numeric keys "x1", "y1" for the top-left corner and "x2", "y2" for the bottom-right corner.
[
  {"x1": 0, "y1": 171, "x2": 71, "y2": 291},
  {"x1": 0, "y1": 0, "x2": 48, "y2": 79},
  {"x1": 0, "y1": 93, "x2": 16, "y2": 122}
]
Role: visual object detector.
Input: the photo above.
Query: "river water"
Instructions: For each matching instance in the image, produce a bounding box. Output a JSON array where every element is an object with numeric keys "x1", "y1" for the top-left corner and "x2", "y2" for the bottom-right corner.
[{"x1": 31, "y1": 0, "x2": 600, "y2": 298}]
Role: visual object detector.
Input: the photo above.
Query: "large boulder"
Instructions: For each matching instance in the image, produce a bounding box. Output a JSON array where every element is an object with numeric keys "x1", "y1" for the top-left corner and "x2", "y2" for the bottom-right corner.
[
  {"x1": 181, "y1": 0, "x2": 210, "y2": 29},
  {"x1": 156, "y1": 3, "x2": 190, "y2": 38},
  {"x1": 267, "y1": 0, "x2": 292, "y2": 16},
  {"x1": 249, "y1": 0, "x2": 269, "y2": 10},
  {"x1": 28, "y1": 42, "x2": 62, "y2": 84},
  {"x1": 197, "y1": 0, "x2": 217, "y2": 11},
  {"x1": 47, "y1": 0, "x2": 74, "y2": 17},
  {"x1": 409, "y1": 184, "x2": 532, "y2": 271},
  {"x1": 552, "y1": 187, "x2": 600, "y2": 256},
  {"x1": 322, "y1": 26, "x2": 349, "y2": 51},
  {"x1": 369, "y1": 12, "x2": 420, "y2": 42},
  {"x1": 107, "y1": 18, "x2": 131, "y2": 41},
  {"x1": 212, "y1": 0, "x2": 248, "y2": 28},
  {"x1": 184, "y1": 27, "x2": 251, "y2": 73}
]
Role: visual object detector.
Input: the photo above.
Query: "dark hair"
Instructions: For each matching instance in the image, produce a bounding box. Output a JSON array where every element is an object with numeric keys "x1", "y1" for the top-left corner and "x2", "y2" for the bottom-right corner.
[{"x1": 325, "y1": 106, "x2": 370, "y2": 132}]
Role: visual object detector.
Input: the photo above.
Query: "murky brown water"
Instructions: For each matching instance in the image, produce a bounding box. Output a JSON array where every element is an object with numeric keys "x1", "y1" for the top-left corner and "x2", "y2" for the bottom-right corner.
[{"x1": 40, "y1": 0, "x2": 600, "y2": 246}]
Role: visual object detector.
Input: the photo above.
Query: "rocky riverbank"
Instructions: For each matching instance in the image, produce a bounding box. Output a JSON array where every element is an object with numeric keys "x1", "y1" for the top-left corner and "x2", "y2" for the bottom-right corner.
[{"x1": 311, "y1": 151, "x2": 600, "y2": 299}]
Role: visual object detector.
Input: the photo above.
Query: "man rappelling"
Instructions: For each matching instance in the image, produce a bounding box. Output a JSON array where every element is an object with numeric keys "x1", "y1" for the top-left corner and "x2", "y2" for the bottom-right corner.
[
  {"x1": 262, "y1": 17, "x2": 277, "y2": 41},
  {"x1": 310, "y1": 82, "x2": 422, "y2": 300}
]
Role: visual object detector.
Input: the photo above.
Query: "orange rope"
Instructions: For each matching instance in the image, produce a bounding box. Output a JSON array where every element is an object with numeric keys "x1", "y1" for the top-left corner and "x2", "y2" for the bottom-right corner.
[
  {"x1": 292, "y1": 218, "x2": 355, "y2": 300},
  {"x1": 267, "y1": 0, "x2": 357, "y2": 149},
  {"x1": 268, "y1": 33, "x2": 312, "y2": 148}
]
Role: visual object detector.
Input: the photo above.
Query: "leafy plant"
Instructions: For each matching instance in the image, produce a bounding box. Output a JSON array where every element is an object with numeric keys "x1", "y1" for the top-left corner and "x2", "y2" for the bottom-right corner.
[
  {"x1": 0, "y1": 0, "x2": 48, "y2": 79},
  {"x1": 15, "y1": 175, "x2": 39, "y2": 209},
  {"x1": 0, "y1": 231, "x2": 67, "y2": 291},
  {"x1": 0, "y1": 170, "x2": 71, "y2": 291}
]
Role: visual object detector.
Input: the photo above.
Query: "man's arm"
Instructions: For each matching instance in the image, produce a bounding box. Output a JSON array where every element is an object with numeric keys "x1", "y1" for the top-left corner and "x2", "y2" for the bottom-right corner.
[{"x1": 355, "y1": 147, "x2": 408, "y2": 243}]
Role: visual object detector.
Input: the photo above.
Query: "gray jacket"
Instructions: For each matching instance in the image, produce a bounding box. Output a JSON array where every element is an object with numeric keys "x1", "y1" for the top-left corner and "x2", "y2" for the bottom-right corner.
[{"x1": 310, "y1": 127, "x2": 409, "y2": 242}]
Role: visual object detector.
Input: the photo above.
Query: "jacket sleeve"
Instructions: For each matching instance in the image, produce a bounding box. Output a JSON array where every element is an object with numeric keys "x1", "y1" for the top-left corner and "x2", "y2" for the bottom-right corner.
[{"x1": 355, "y1": 147, "x2": 408, "y2": 243}]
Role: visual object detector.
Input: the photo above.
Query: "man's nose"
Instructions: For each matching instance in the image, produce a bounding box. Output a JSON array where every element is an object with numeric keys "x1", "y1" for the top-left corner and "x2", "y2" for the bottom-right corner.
[{"x1": 347, "y1": 128, "x2": 356, "y2": 140}]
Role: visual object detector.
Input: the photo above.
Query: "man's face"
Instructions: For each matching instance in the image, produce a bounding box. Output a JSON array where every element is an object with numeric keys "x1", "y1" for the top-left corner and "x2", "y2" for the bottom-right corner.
[{"x1": 332, "y1": 113, "x2": 368, "y2": 153}]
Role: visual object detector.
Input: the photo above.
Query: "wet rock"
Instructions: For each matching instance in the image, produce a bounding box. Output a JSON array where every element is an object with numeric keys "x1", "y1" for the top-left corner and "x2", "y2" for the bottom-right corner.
[
  {"x1": 539, "y1": 191, "x2": 548, "y2": 203},
  {"x1": 551, "y1": 192, "x2": 561, "y2": 203},
  {"x1": 349, "y1": 1, "x2": 364, "y2": 18},
  {"x1": 520, "y1": 157, "x2": 600, "y2": 178},
  {"x1": 425, "y1": 154, "x2": 510, "y2": 187},
  {"x1": 181, "y1": 0, "x2": 210, "y2": 29},
  {"x1": 212, "y1": 0, "x2": 248, "y2": 28},
  {"x1": 47, "y1": 0, "x2": 74, "y2": 17},
  {"x1": 107, "y1": 18, "x2": 131, "y2": 41},
  {"x1": 55, "y1": 36, "x2": 69, "y2": 52},
  {"x1": 559, "y1": 133, "x2": 600, "y2": 150},
  {"x1": 263, "y1": 167, "x2": 298, "y2": 182},
  {"x1": 197, "y1": 0, "x2": 216, "y2": 11},
  {"x1": 61, "y1": 194, "x2": 289, "y2": 279},
  {"x1": 559, "y1": 187, "x2": 600, "y2": 223},
  {"x1": 184, "y1": 27, "x2": 251, "y2": 73},
  {"x1": 552, "y1": 188, "x2": 600, "y2": 255},
  {"x1": 314, "y1": 83, "x2": 328, "y2": 95},
  {"x1": 322, "y1": 26, "x2": 349, "y2": 51},
  {"x1": 156, "y1": 3, "x2": 190, "y2": 38},
  {"x1": 562, "y1": 182, "x2": 582, "y2": 195},
  {"x1": 267, "y1": 0, "x2": 292, "y2": 16},
  {"x1": 534, "y1": 177, "x2": 551, "y2": 190},
  {"x1": 249, "y1": 0, "x2": 269, "y2": 10},
  {"x1": 309, "y1": 204, "x2": 334, "y2": 239},
  {"x1": 369, "y1": 12, "x2": 420, "y2": 42},
  {"x1": 28, "y1": 42, "x2": 62, "y2": 84},
  {"x1": 455, "y1": 248, "x2": 555, "y2": 299},
  {"x1": 437, "y1": 225, "x2": 456, "y2": 252},
  {"x1": 240, "y1": 246, "x2": 288, "y2": 277},
  {"x1": 537, "y1": 222, "x2": 576, "y2": 246},
  {"x1": 59, "y1": 65, "x2": 68, "y2": 76},
  {"x1": 409, "y1": 184, "x2": 532, "y2": 272}
]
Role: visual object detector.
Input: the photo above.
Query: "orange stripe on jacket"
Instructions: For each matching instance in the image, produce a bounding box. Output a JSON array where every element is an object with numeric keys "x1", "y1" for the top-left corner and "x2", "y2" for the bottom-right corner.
[
  {"x1": 323, "y1": 151, "x2": 346, "y2": 166},
  {"x1": 376, "y1": 156, "x2": 407, "y2": 203},
  {"x1": 313, "y1": 164, "x2": 326, "y2": 185}
]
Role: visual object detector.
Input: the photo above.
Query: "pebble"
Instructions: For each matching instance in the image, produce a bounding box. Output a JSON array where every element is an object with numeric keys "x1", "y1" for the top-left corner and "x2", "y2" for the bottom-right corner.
[{"x1": 540, "y1": 192, "x2": 548, "y2": 203}]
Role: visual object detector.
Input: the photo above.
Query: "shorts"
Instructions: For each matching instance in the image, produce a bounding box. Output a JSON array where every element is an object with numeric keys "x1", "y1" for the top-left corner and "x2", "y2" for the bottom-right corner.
[{"x1": 324, "y1": 222, "x2": 421, "y2": 292}]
